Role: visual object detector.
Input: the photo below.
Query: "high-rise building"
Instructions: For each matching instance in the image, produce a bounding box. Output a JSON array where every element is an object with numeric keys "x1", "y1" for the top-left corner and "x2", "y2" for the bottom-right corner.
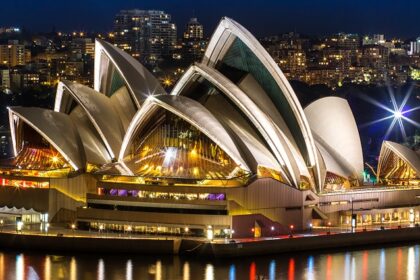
[
  {"x1": 0, "y1": 43, "x2": 26, "y2": 67},
  {"x1": 113, "y1": 9, "x2": 177, "y2": 63},
  {"x1": 0, "y1": 128, "x2": 11, "y2": 159},
  {"x1": 0, "y1": 69, "x2": 10, "y2": 90},
  {"x1": 408, "y1": 37, "x2": 420, "y2": 55},
  {"x1": 363, "y1": 34, "x2": 385, "y2": 45},
  {"x1": 325, "y1": 33, "x2": 360, "y2": 50},
  {"x1": 183, "y1": 18, "x2": 204, "y2": 40},
  {"x1": 179, "y1": 17, "x2": 207, "y2": 62},
  {"x1": 70, "y1": 38, "x2": 95, "y2": 58}
]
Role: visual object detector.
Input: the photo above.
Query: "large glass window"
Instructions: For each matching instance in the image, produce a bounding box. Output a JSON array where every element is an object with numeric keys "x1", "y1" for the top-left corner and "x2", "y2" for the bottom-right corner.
[
  {"x1": 13, "y1": 123, "x2": 71, "y2": 171},
  {"x1": 218, "y1": 38, "x2": 310, "y2": 165},
  {"x1": 123, "y1": 111, "x2": 244, "y2": 180}
]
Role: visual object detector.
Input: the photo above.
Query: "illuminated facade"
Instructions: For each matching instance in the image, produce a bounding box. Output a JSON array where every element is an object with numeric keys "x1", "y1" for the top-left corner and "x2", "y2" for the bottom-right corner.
[
  {"x1": 377, "y1": 141, "x2": 419, "y2": 185},
  {"x1": 1, "y1": 18, "x2": 419, "y2": 237}
]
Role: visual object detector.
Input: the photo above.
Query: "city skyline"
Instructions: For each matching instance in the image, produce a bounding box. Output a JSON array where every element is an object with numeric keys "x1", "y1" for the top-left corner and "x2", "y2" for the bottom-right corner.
[
  {"x1": 0, "y1": 4, "x2": 419, "y2": 278},
  {"x1": 1, "y1": 0, "x2": 419, "y2": 38}
]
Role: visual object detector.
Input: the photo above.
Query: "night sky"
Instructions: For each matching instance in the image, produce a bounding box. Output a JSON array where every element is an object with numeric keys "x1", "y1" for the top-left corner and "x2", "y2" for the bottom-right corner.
[{"x1": 1, "y1": 0, "x2": 419, "y2": 38}]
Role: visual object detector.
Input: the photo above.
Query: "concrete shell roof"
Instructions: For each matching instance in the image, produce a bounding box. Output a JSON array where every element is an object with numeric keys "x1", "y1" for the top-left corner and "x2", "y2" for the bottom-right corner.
[
  {"x1": 119, "y1": 95, "x2": 251, "y2": 172},
  {"x1": 8, "y1": 107, "x2": 85, "y2": 170},
  {"x1": 171, "y1": 63, "x2": 304, "y2": 187},
  {"x1": 94, "y1": 39, "x2": 166, "y2": 108},
  {"x1": 379, "y1": 141, "x2": 420, "y2": 176},
  {"x1": 201, "y1": 17, "x2": 322, "y2": 190},
  {"x1": 304, "y1": 96, "x2": 364, "y2": 183},
  {"x1": 54, "y1": 80, "x2": 125, "y2": 159}
]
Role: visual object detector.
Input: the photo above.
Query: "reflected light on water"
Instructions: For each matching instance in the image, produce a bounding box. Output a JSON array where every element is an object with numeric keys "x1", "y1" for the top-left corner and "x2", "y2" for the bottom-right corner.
[
  {"x1": 0, "y1": 244, "x2": 419, "y2": 279},
  {"x1": 269, "y1": 260, "x2": 276, "y2": 280},
  {"x1": 249, "y1": 262, "x2": 256, "y2": 280},
  {"x1": 407, "y1": 247, "x2": 415, "y2": 280},
  {"x1": 326, "y1": 255, "x2": 332, "y2": 280},
  {"x1": 97, "y1": 259, "x2": 104, "y2": 280},
  {"x1": 44, "y1": 256, "x2": 51, "y2": 280},
  {"x1": 126, "y1": 259, "x2": 132, "y2": 280},
  {"x1": 16, "y1": 254, "x2": 24, "y2": 280},
  {"x1": 205, "y1": 263, "x2": 214, "y2": 280},
  {"x1": 155, "y1": 260, "x2": 162, "y2": 280},
  {"x1": 229, "y1": 264, "x2": 235, "y2": 280},
  {"x1": 351, "y1": 256, "x2": 356, "y2": 280},
  {"x1": 344, "y1": 252, "x2": 351, "y2": 280},
  {"x1": 0, "y1": 253, "x2": 4, "y2": 280},
  {"x1": 362, "y1": 251, "x2": 368, "y2": 280},
  {"x1": 379, "y1": 249, "x2": 386, "y2": 280},
  {"x1": 288, "y1": 258, "x2": 294, "y2": 280},
  {"x1": 306, "y1": 256, "x2": 314, "y2": 280},
  {"x1": 397, "y1": 248, "x2": 403, "y2": 278},
  {"x1": 183, "y1": 261, "x2": 190, "y2": 280},
  {"x1": 70, "y1": 257, "x2": 77, "y2": 280}
]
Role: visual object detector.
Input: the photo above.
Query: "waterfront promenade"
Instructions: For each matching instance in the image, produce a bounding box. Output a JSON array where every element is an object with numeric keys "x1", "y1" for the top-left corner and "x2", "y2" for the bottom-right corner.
[{"x1": 0, "y1": 222, "x2": 419, "y2": 258}]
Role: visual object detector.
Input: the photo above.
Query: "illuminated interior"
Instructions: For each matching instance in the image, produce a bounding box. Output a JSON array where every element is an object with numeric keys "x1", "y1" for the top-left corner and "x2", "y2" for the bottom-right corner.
[
  {"x1": 97, "y1": 187, "x2": 226, "y2": 201},
  {"x1": 123, "y1": 110, "x2": 247, "y2": 180},
  {"x1": 257, "y1": 166, "x2": 286, "y2": 183},
  {"x1": 380, "y1": 152, "x2": 417, "y2": 185},
  {"x1": 13, "y1": 123, "x2": 71, "y2": 172},
  {"x1": 323, "y1": 172, "x2": 351, "y2": 192},
  {"x1": 0, "y1": 177, "x2": 49, "y2": 188}
]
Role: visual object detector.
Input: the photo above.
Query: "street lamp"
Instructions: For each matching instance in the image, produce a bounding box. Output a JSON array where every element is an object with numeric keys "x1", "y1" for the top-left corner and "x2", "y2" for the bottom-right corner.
[
  {"x1": 327, "y1": 222, "x2": 331, "y2": 235},
  {"x1": 0, "y1": 219, "x2": 3, "y2": 232},
  {"x1": 71, "y1": 223, "x2": 76, "y2": 236},
  {"x1": 409, "y1": 208, "x2": 415, "y2": 226},
  {"x1": 45, "y1": 223, "x2": 49, "y2": 235},
  {"x1": 309, "y1": 223, "x2": 313, "y2": 233},
  {"x1": 16, "y1": 221, "x2": 23, "y2": 233},
  {"x1": 206, "y1": 225, "x2": 213, "y2": 241},
  {"x1": 270, "y1": 226, "x2": 275, "y2": 238},
  {"x1": 289, "y1": 225, "x2": 294, "y2": 238}
]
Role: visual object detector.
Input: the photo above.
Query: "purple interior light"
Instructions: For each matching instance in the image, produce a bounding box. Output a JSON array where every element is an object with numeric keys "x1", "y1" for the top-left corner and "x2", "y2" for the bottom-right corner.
[
  {"x1": 109, "y1": 189, "x2": 118, "y2": 196},
  {"x1": 129, "y1": 190, "x2": 139, "y2": 197},
  {"x1": 208, "y1": 193, "x2": 225, "y2": 200},
  {"x1": 118, "y1": 189, "x2": 128, "y2": 196}
]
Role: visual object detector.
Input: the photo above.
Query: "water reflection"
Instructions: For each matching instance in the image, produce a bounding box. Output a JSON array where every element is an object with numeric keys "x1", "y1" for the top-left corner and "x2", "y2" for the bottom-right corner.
[
  {"x1": 204, "y1": 263, "x2": 214, "y2": 280},
  {"x1": 407, "y1": 247, "x2": 414, "y2": 280},
  {"x1": 126, "y1": 259, "x2": 132, "y2": 280},
  {"x1": 229, "y1": 264, "x2": 235, "y2": 280},
  {"x1": 44, "y1": 256, "x2": 51, "y2": 280},
  {"x1": 97, "y1": 259, "x2": 104, "y2": 280},
  {"x1": 379, "y1": 249, "x2": 386, "y2": 280},
  {"x1": 183, "y1": 261, "x2": 190, "y2": 280},
  {"x1": 16, "y1": 254, "x2": 24, "y2": 280},
  {"x1": 362, "y1": 251, "x2": 368, "y2": 280},
  {"x1": 269, "y1": 260, "x2": 276, "y2": 280},
  {"x1": 344, "y1": 252, "x2": 351, "y2": 280},
  {"x1": 288, "y1": 258, "x2": 294, "y2": 280},
  {"x1": 0, "y1": 253, "x2": 4, "y2": 280},
  {"x1": 249, "y1": 262, "x2": 256, "y2": 280},
  {"x1": 155, "y1": 260, "x2": 162, "y2": 280},
  {"x1": 1, "y1": 244, "x2": 419, "y2": 280},
  {"x1": 70, "y1": 257, "x2": 77, "y2": 280},
  {"x1": 306, "y1": 256, "x2": 314, "y2": 280}
]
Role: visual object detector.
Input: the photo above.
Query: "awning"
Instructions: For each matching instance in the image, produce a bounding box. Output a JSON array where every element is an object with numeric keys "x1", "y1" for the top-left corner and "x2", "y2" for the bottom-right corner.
[{"x1": 0, "y1": 206, "x2": 41, "y2": 215}]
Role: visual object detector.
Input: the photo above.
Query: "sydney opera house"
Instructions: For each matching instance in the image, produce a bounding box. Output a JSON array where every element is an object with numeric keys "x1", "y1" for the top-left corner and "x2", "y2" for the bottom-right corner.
[{"x1": 0, "y1": 18, "x2": 419, "y2": 237}]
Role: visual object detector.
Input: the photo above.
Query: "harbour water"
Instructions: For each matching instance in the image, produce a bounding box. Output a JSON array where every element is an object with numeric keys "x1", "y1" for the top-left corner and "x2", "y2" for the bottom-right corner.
[{"x1": 1, "y1": 243, "x2": 419, "y2": 280}]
